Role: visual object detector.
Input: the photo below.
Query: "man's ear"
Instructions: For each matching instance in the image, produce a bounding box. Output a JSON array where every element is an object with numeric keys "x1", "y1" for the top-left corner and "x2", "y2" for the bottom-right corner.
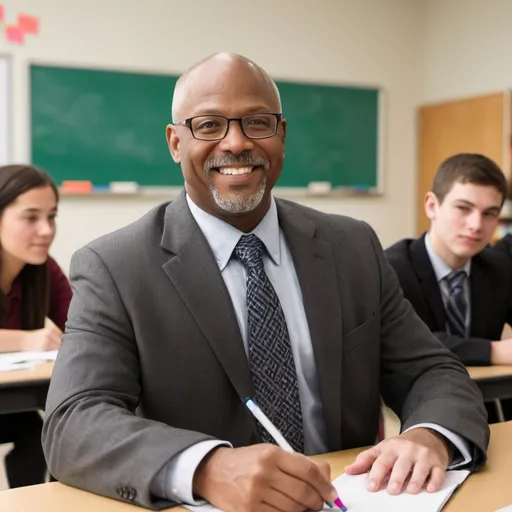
[
  {"x1": 166, "y1": 124, "x2": 181, "y2": 163},
  {"x1": 425, "y1": 191, "x2": 438, "y2": 220},
  {"x1": 280, "y1": 118, "x2": 287, "y2": 159}
]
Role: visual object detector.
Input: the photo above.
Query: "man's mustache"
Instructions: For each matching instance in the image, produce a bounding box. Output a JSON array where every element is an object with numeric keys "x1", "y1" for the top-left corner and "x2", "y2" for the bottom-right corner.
[{"x1": 204, "y1": 152, "x2": 270, "y2": 173}]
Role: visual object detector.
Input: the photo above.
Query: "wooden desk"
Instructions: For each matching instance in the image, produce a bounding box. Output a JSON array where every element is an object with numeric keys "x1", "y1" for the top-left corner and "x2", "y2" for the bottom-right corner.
[
  {"x1": 467, "y1": 365, "x2": 512, "y2": 402},
  {"x1": 0, "y1": 362, "x2": 53, "y2": 415},
  {"x1": 0, "y1": 421, "x2": 510, "y2": 512}
]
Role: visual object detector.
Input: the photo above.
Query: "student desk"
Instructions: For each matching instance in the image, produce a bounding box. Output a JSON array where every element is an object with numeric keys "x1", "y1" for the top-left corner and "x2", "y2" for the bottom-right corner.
[
  {"x1": 467, "y1": 365, "x2": 512, "y2": 422},
  {"x1": 0, "y1": 362, "x2": 53, "y2": 415},
  {"x1": 467, "y1": 365, "x2": 512, "y2": 402},
  {"x1": 0, "y1": 421, "x2": 510, "y2": 512}
]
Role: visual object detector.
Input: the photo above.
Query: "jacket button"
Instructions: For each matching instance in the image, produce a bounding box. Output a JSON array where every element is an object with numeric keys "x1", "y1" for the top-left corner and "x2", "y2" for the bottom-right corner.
[{"x1": 127, "y1": 487, "x2": 137, "y2": 501}]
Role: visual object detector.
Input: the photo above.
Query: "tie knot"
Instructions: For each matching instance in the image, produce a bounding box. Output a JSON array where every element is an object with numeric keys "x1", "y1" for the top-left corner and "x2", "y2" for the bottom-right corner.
[
  {"x1": 445, "y1": 269, "x2": 466, "y2": 291},
  {"x1": 235, "y1": 234, "x2": 264, "y2": 269}
]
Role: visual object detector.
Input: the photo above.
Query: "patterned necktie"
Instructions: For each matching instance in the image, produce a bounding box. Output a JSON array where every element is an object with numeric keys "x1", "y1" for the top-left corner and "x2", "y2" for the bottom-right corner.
[
  {"x1": 235, "y1": 234, "x2": 304, "y2": 453},
  {"x1": 444, "y1": 270, "x2": 468, "y2": 337}
]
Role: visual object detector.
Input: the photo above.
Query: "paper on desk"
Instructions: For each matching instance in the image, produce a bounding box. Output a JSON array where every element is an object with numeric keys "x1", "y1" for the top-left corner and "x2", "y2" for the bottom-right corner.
[
  {"x1": 330, "y1": 469, "x2": 469, "y2": 511},
  {"x1": 0, "y1": 350, "x2": 58, "y2": 371},
  {"x1": 183, "y1": 469, "x2": 470, "y2": 512}
]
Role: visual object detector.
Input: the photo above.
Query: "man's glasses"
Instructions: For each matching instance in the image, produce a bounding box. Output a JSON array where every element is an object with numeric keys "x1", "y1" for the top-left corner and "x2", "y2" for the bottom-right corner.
[{"x1": 174, "y1": 113, "x2": 283, "y2": 141}]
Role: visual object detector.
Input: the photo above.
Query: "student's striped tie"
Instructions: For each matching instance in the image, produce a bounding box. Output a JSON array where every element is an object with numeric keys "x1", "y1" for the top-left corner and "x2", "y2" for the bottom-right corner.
[{"x1": 445, "y1": 270, "x2": 468, "y2": 338}]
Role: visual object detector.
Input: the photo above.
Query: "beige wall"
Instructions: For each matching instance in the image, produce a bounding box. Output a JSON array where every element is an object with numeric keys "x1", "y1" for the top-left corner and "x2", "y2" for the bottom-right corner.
[
  {"x1": 1, "y1": 0, "x2": 424, "y2": 271},
  {"x1": 423, "y1": 0, "x2": 512, "y2": 103}
]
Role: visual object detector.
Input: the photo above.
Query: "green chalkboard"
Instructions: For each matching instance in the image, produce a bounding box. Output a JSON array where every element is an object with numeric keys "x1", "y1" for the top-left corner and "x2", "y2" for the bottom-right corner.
[{"x1": 30, "y1": 64, "x2": 380, "y2": 189}]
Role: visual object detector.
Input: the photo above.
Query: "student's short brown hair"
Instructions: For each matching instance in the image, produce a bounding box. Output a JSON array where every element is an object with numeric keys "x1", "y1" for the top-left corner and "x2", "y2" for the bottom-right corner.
[{"x1": 432, "y1": 153, "x2": 508, "y2": 205}]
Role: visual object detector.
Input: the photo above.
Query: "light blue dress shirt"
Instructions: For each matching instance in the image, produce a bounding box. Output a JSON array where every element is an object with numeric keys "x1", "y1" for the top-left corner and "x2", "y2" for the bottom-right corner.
[
  {"x1": 151, "y1": 197, "x2": 472, "y2": 504},
  {"x1": 424, "y1": 233, "x2": 471, "y2": 334}
]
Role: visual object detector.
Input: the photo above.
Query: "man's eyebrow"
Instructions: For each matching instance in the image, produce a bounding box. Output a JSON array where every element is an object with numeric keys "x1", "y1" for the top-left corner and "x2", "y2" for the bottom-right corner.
[{"x1": 454, "y1": 199, "x2": 501, "y2": 211}]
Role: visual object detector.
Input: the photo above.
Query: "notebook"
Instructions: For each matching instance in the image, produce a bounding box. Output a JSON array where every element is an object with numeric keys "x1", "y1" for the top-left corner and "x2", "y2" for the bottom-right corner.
[
  {"x1": 183, "y1": 469, "x2": 470, "y2": 512},
  {"x1": 328, "y1": 469, "x2": 469, "y2": 511},
  {"x1": 0, "y1": 350, "x2": 58, "y2": 371}
]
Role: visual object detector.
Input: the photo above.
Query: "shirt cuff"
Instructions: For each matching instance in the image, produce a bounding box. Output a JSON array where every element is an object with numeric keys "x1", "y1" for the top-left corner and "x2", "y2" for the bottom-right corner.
[
  {"x1": 403, "y1": 423, "x2": 472, "y2": 469},
  {"x1": 151, "y1": 439, "x2": 232, "y2": 504}
]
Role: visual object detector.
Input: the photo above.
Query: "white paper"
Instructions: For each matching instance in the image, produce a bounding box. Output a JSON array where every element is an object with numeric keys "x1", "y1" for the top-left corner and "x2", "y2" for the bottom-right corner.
[
  {"x1": 183, "y1": 469, "x2": 470, "y2": 512},
  {"x1": 0, "y1": 350, "x2": 58, "y2": 371},
  {"x1": 330, "y1": 469, "x2": 469, "y2": 511}
]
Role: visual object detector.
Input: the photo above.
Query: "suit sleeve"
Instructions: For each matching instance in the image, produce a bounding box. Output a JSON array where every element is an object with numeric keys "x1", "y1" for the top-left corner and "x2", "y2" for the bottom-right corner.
[
  {"x1": 365, "y1": 224, "x2": 489, "y2": 468},
  {"x1": 42, "y1": 246, "x2": 214, "y2": 510},
  {"x1": 432, "y1": 332, "x2": 491, "y2": 366}
]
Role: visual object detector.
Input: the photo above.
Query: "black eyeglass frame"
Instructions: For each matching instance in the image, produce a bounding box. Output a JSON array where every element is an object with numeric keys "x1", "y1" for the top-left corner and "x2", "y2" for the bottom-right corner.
[{"x1": 173, "y1": 113, "x2": 284, "y2": 141}]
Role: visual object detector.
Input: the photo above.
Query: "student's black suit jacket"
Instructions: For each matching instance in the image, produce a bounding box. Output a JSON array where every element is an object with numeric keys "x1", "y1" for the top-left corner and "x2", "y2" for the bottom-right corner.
[
  {"x1": 385, "y1": 235, "x2": 512, "y2": 366},
  {"x1": 494, "y1": 234, "x2": 512, "y2": 263}
]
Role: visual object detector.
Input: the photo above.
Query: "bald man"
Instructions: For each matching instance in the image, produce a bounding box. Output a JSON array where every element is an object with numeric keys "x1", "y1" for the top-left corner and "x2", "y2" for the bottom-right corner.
[{"x1": 42, "y1": 53, "x2": 489, "y2": 512}]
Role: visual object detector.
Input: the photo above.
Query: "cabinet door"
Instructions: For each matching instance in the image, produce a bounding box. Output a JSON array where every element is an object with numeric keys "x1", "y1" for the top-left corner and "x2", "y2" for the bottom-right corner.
[{"x1": 417, "y1": 92, "x2": 510, "y2": 235}]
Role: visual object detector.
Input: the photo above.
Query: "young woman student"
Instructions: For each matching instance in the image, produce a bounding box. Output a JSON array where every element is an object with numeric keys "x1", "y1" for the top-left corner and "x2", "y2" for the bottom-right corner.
[{"x1": 0, "y1": 164, "x2": 71, "y2": 488}]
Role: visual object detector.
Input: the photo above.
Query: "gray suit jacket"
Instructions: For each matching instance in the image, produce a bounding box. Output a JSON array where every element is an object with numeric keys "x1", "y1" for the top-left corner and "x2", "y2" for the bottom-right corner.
[{"x1": 42, "y1": 192, "x2": 489, "y2": 509}]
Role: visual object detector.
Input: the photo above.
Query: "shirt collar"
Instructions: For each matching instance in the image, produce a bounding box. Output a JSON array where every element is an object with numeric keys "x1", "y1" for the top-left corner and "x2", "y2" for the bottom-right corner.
[
  {"x1": 186, "y1": 194, "x2": 281, "y2": 271},
  {"x1": 424, "y1": 232, "x2": 471, "y2": 282}
]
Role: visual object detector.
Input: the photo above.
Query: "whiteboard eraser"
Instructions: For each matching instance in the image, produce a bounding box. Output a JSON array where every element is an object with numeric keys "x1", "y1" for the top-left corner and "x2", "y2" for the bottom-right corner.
[
  {"x1": 109, "y1": 181, "x2": 139, "y2": 194},
  {"x1": 307, "y1": 181, "x2": 332, "y2": 195}
]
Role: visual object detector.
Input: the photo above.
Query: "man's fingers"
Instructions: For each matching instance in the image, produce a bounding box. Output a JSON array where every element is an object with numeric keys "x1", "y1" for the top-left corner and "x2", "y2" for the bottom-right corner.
[
  {"x1": 426, "y1": 466, "x2": 446, "y2": 493},
  {"x1": 266, "y1": 485, "x2": 321, "y2": 512},
  {"x1": 313, "y1": 459, "x2": 331, "y2": 482},
  {"x1": 278, "y1": 453, "x2": 336, "y2": 504},
  {"x1": 386, "y1": 455, "x2": 414, "y2": 495},
  {"x1": 367, "y1": 451, "x2": 397, "y2": 492},
  {"x1": 345, "y1": 446, "x2": 380, "y2": 475},
  {"x1": 255, "y1": 503, "x2": 283, "y2": 512},
  {"x1": 406, "y1": 462, "x2": 432, "y2": 494}
]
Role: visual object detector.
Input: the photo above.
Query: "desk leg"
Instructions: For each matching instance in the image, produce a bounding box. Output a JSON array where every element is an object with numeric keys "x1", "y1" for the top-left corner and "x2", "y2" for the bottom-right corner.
[{"x1": 494, "y1": 399, "x2": 506, "y2": 422}]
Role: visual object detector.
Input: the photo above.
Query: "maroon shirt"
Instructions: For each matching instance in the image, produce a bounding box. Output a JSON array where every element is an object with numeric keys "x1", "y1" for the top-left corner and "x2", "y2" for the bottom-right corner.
[{"x1": 4, "y1": 256, "x2": 72, "y2": 331}]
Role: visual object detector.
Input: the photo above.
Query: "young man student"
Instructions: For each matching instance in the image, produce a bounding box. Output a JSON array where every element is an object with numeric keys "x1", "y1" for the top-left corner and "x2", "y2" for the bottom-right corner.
[
  {"x1": 386, "y1": 153, "x2": 512, "y2": 370},
  {"x1": 43, "y1": 54, "x2": 488, "y2": 512}
]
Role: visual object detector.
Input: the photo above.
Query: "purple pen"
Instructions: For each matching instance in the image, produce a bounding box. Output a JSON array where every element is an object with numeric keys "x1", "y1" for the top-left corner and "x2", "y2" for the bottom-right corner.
[{"x1": 334, "y1": 496, "x2": 348, "y2": 511}]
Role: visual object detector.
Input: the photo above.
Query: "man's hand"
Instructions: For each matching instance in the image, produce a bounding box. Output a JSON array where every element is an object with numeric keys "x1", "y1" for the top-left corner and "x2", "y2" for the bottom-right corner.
[
  {"x1": 491, "y1": 339, "x2": 512, "y2": 364},
  {"x1": 193, "y1": 444, "x2": 338, "y2": 512},
  {"x1": 345, "y1": 428, "x2": 451, "y2": 495}
]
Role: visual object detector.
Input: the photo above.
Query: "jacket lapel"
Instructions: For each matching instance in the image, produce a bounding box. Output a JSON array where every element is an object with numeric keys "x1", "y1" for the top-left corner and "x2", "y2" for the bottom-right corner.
[
  {"x1": 469, "y1": 256, "x2": 490, "y2": 337},
  {"x1": 410, "y1": 236, "x2": 446, "y2": 329},
  {"x1": 277, "y1": 200, "x2": 343, "y2": 451},
  {"x1": 160, "y1": 192, "x2": 254, "y2": 404}
]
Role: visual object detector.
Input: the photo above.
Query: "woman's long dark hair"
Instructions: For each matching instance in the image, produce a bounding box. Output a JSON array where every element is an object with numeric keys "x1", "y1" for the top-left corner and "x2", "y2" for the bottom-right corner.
[{"x1": 0, "y1": 165, "x2": 59, "y2": 330}]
